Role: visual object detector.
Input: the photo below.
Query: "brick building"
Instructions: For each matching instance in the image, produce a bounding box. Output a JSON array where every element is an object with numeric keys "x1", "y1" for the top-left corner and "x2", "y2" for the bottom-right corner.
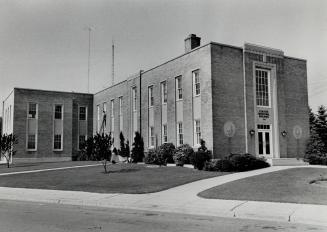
[
  {"x1": 1, "y1": 88, "x2": 93, "y2": 163},
  {"x1": 2, "y1": 34, "x2": 309, "y2": 163}
]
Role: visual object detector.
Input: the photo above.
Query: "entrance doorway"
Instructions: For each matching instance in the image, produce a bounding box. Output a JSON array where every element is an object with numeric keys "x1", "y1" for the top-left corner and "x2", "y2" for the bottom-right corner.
[{"x1": 257, "y1": 124, "x2": 273, "y2": 157}]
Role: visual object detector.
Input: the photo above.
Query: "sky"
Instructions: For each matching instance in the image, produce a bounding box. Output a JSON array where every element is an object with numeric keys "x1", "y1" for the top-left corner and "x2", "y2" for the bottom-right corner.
[{"x1": 0, "y1": 0, "x2": 326, "y2": 116}]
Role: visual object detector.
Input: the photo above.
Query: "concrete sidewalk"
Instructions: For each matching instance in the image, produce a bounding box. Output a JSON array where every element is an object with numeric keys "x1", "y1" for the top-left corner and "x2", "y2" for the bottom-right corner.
[{"x1": 0, "y1": 166, "x2": 326, "y2": 226}]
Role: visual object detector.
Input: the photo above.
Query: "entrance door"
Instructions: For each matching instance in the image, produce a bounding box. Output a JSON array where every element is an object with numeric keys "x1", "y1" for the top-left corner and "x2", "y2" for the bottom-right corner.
[{"x1": 257, "y1": 124, "x2": 273, "y2": 157}]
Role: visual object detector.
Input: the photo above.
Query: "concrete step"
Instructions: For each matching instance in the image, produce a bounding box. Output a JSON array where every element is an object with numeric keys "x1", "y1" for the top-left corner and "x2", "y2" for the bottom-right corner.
[{"x1": 268, "y1": 158, "x2": 309, "y2": 166}]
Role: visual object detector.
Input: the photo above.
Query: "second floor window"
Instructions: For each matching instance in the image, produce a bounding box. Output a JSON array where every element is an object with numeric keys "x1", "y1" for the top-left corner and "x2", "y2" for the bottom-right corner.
[
  {"x1": 148, "y1": 86, "x2": 154, "y2": 107},
  {"x1": 79, "y1": 107, "x2": 86, "y2": 121},
  {"x1": 54, "y1": 105, "x2": 62, "y2": 119},
  {"x1": 161, "y1": 81, "x2": 167, "y2": 104},
  {"x1": 256, "y1": 69, "x2": 270, "y2": 107},
  {"x1": 176, "y1": 76, "x2": 182, "y2": 100},
  {"x1": 28, "y1": 103, "x2": 37, "y2": 119},
  {"x1": 193, "y1": 70, "x2": 200, "y2": 96}
]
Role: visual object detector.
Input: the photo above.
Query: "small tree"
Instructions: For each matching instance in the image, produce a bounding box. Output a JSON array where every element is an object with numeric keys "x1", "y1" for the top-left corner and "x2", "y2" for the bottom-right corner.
[
  {"x1": 119, "y1": 132, "x2": 130, "y2": 158},
  {"x1": 0, "y1": 134, "x2": 18, "y2": 168},
  {"x1": 93, "y1": 133, "x2": 113, "y2": 173},
  {"x1": 131, "y1": 132, "x2": 144, "y2": 163}
]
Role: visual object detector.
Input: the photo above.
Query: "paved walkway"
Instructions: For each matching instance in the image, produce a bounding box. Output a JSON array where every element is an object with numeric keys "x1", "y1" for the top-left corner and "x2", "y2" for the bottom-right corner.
[
  {"x1": 0, "y1": 163, "x2": 102, "y2": 176},
  {"x1": 0, "y1": 165, "x2": 326, "y2": 226}
]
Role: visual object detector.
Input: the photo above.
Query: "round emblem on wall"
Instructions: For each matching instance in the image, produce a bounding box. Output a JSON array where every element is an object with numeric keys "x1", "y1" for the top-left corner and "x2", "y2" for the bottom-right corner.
[
  {"x1": 293, "y1": 125, "x2": 302, "y2": 139},
  {"x1": 224, "y1": 121, "x2": 236, "y2": 138}
]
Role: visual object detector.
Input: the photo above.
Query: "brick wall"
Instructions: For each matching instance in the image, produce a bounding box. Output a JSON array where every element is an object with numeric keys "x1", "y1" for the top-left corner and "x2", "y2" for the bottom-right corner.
[
  {"x1": 211, "y1": 44, "x2": 245, "y2": 158},
  {"x1": 93, "y1": 74, "x2": 141, "y2": 147},
  {"x1": 12, "y1": 88, "x2": 93, "y2": 161},
  {"x1": 140, "y1": 45, "x2": 212, "y2": 151}
]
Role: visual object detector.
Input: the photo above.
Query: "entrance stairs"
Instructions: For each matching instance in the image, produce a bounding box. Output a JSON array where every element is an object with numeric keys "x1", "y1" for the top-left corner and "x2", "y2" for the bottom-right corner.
[{"x1": 268, "y1": 158, "x2": 309, "y2": 166}]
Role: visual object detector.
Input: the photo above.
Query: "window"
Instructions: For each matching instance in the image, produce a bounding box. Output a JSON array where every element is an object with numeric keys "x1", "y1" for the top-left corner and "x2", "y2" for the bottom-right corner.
[
  {"x1": 119, "y1": 97, "x2": 123, "y2": 131},
  {"x1": 97, "y1": 105, "x2": 100, "y2": 132},
  {"x1": 103, "y1": 102, "x2": 107, "y2": 114},
  {"x1": 161, "y1": 81, "x2": 167, "y2": 104},
  {"x1": 79, "y1": 135, "x2": 86, "y2": 150},
  {"x1": 28, "y1": 103, "x2": 37, "y2": 118},
  {"x1": 176, "y1": 76, "x2": 183, "y2": 100},
  {"x1": 79, "y1": 107, "x2": 86, "y2": 121},
  {"x1": 162, "y1": 124, "x2": 167, "y2": 143},
  {"x1": 195, "y1": 120, "x2": 201, "y2": 145},
  {"x1": 177, "y1": 122, "x2": 183, "y2": 146},
  {"x1": 27, "y1": 135, "x2": 36, "y2": 150},
  {"x1": 27, "y1": 103, "x2": 38, "y2": 150},
  {"x1": 54, "y1": 105, "x2": 63, "y2": 119},
  {"x1": 149, "y1": 126, "x2": 155, "y2": 147},
  {"x1": 148, "y1": 86, "x2": 154, "y2": 107},
  {"x1": 111, "y1": 100, "x2": 114, "y2": 132},
  {"x1": 255, "y1": 69, "x2": 270, "y2": 107},
  {"x1": 193, "y1": 70, "x2": 200, "y2": 96},
  {"x1": 132, "y1": 87, "x2": 137, "y2": 111},
  {"x1": 54, "y1": 134, "x2": 62, "y2": 150},
  {"x1": 257, "y1": 124, "x2": 270, "y2": 130}
]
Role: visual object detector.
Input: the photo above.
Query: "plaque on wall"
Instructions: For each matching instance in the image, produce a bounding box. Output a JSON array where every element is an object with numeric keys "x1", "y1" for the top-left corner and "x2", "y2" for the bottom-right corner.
[{"x1": 258, "y1": 110, "x2": 269, "y2": 120}]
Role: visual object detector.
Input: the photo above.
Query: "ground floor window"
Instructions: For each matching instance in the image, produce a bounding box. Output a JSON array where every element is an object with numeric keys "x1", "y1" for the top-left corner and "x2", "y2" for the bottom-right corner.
[
  {"x1": 27, "y1": 134, "x2": 36, "y2": 150},
  {"x1": 54, "y1": 134, "x2": 62, "y2": 150},
  {"x1": 195, "y1": 120, "x2": 201, "y2": 145},
  {"x1": 162, "y1": 124, "x2": 167, "y2": 143},
  {"x1": 149, "y1": 127, "x2": 155, "y2": 147},
  {"x1": 177, "y1": 122, "x2": 183, "y2": 146}
]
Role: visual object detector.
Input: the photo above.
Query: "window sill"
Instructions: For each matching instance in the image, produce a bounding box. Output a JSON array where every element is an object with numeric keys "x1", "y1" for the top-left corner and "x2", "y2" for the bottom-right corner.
[
  {"x1": 176, "y1": 99, "x2": 183, "y2": 102},
  {"x1": 194, "y1": 94, "x2": 201, "y2": 98}
]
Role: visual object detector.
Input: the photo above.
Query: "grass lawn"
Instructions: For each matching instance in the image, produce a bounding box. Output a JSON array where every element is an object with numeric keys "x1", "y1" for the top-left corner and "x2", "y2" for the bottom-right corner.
[
  {"x1": 0, "y1": 163, "x2": 227, "y2": 194},
  {"x1": 199, "y1": 167, "x2": 327, "y2": 205},
  {"x1": 0, "y1": 161, "x2": 100, "y2": 174}
]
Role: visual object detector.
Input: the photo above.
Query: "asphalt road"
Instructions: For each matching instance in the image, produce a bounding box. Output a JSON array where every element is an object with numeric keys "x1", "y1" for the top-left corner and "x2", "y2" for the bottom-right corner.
[{"x1": 0, "y1": 200, "x2": 326, "y2": 232}]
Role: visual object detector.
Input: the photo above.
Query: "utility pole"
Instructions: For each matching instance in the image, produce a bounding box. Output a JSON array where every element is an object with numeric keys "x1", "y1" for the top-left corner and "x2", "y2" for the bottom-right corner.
[
  {"x1": 84, "y1": 26, "x2": 93, "y2": 93},
  {"x1": 112, "y1": 38, "x2": 115, "y2": 86}
]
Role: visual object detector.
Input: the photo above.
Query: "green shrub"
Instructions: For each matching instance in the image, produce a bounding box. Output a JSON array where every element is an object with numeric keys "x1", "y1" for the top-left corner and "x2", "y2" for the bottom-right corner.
[
  {"x1": 173, "y1": 150, "x2": 187, "y2": 166},
  {"x1": 228, "y1": 153, "x2": 269, "y2": 171},
  {"x1": 119, "y1": 132, "x2": 130, "y2": 158},
  {"x1": 77, "y1": 137, "x2": 95, "y2": 161},
  {"x1": 305, "y1": 153, "x2": 327, "y2": 165},
  {"x1": 145, "y1": 148, "x2": 167, "y2": 166},
  {"x1": 175, "y1": 144, "x2": 194, "y2": 164},
  {"x1": 158, "y1": 143, "x2": 175, "y2": 163},
  {"x1": 191, "y1": 139, "x2": 212, "y2": 170},
  {"x1": 204, "y1": 159, "x2": 233, "y2": 172},
  {"x1": 215, "y1": 159, "x2": 233, "y2": 172},
  {"x1": 131, "y1": 132, "x2": 144, "y2": 163}
]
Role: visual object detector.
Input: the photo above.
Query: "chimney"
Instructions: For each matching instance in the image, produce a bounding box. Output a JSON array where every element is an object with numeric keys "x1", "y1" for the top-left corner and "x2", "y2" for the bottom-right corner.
[{"x1": 184, "y1": 34, "x2": 201, "y2": 53}]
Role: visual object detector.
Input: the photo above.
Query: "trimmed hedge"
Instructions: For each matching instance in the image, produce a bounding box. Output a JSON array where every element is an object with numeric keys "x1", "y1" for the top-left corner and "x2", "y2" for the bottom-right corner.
[
  {"x1": 204, "y1": 153, "x2": 270, "y2": 172},
  {"x1": 174, "y1": 144, "x2": 194, "y2": 164},
  {"x1": 158, "y1": 143, "x2": 175, "y2": 163},
  {"x1": 144, "y1": 149, "x2": 167, "y2": 166},
  {"x1": 305, "y1": 154, "x2": 327, "y2": 165}
]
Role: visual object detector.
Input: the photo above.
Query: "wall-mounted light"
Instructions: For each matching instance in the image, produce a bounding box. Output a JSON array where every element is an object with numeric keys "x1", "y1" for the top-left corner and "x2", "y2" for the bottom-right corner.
[
  {"x1": 281, "y1": 130, "x2": 287, "y2": 137},
  {"x1": 249, "y1": 129, "x2": 255, "y2": 136}
]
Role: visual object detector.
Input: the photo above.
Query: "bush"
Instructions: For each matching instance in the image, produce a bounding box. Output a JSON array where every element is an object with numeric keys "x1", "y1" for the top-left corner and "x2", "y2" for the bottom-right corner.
[
  {"x1": 175, "y1": 144, "x2": 194, "y2": 164},
  {"x1": 131, "y1": 132, "x2": 144, "y2": 163},
  {"x1": 227, "y1": 153, "x2": 270, "y2": 171},
  {"x1": 173, "y1": 150, "x2": 188, "y2": 166},
  {"x1": 191, "y1": 139, "x2": 212, "y2": 170},
  {"x1": 77, "y1": 137, "x2": 95, "y2": 161},
  {"x1": 158, "y1": 143, "x2": 175, "y2": 163},
  {"x1": 119, "y1": 132, "x2": 130, "y2": 158},
  {"x1": 144, "y1": 149, "x2": 167, "y2": 166},
  {"x1": 305, "y1": 153, "x2": 327, "y2": 165}
]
